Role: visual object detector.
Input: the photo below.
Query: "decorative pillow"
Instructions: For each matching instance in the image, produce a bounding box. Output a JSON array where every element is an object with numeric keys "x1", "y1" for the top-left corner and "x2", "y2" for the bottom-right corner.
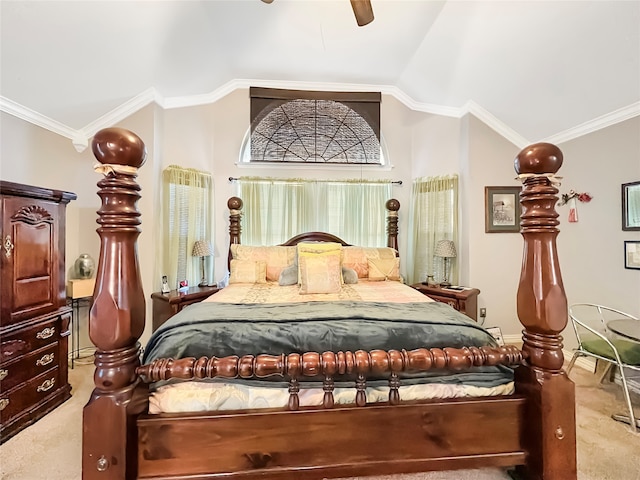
[
  {"x1": 229, "y1": 259, "x2": 267, "y2": 284},
  {"x1": 230, "y1": 245, "x2": 296, "y2": 282},
  {"x1": 278, "y1": 264, "x2": 298, "y2": 286},
  {"x1": 297, "y1": 242, "x2": 343, "y2": 284},
  {"x1": 299, "y1": 254, "x2": 342, "y2": 294},
  {"x1": 341, "y1": 246, "x2": 369, "y2": 278},
  {"x1": 343, "y1": 246, "x2": 397, "y2": 278},
  {"x1": 367, "y1": 257, "x2": 401, "y2": 281},
  {"x1": 342, "y1": 266, "x2": 358, "y2": 285}
]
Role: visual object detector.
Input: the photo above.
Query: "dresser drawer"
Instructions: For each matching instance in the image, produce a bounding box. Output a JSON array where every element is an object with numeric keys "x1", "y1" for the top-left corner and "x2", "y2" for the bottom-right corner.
[
  {"x1": 0, "y1": 367, "x2": 60, "y2": 425},
  {"x1": 0, "y1": 343, "x2": 59, "y2": 392},
  {"x1": 0, "y1": 315, "x2": 64, "y2": 364}
]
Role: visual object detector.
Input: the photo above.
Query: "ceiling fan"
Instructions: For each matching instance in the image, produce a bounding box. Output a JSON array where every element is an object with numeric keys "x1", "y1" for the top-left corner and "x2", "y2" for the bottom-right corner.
[{"x1": 260, "y1": 0, "x2": 374, "y2": 27}]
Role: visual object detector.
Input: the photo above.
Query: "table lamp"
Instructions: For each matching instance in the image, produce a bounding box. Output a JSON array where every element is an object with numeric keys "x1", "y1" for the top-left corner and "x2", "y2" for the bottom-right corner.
[
  {"x1": 434, "y1": 240, "x2": 456, "y2": 287},
  {"x1": 192, "y1": 240, "x2": 214, "y2": 287}
]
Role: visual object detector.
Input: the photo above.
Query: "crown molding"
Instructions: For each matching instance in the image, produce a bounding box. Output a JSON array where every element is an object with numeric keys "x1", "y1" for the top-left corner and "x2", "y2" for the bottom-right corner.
[
  {"x1": 3, "y1": 81, "x2": 637, "y2": 152},
  {"x1": 81, "y1": 87, "x2": 161, "y2": 139},
  {"x1": 162, "y1": 80, "x2": 238, "y2": 109},
  {"x1": 0, "y1": 95, "x2": 78, "y2": 140},
  {"x1": 543, "y1": 101, "x2": 640, "y2": 145},
  {"x1": 463, "y1": 101, "x2": 530, "y2": 148},
  {"x1": 163, "y1": 79, "x2": 464, "y2": 119}
]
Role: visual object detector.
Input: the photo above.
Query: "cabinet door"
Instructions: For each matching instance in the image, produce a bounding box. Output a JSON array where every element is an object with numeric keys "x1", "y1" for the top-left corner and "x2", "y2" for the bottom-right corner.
[{"x1": 1, "y1": 197, "x2": 59, "y2": 325}]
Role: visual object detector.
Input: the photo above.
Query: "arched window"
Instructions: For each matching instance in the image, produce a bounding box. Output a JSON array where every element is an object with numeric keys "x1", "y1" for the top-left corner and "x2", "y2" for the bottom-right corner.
[{"x1": 243, "y1": 88, "x2": 384, "y2": 165}]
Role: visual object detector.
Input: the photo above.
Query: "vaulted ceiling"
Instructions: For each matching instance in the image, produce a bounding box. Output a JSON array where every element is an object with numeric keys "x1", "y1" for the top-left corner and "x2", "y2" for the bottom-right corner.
[{"x1": 1, "y1": 0, "x2": 639, "y2": 148}]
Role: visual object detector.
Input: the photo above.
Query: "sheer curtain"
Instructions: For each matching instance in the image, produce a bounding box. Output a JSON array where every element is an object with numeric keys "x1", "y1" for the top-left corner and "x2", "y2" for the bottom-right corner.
[
  {"x1": 407, "y1": 175, "x2": 459, "y2": 285},
  {"x1": 238, "y1": 178, "x2": 311, "y2": 245},
  {"x1": 313, "y1": 181, "x2": 392, "y2": 246},
  {"x1": 238, "y1": 178, "x2": 392, "y2": 247},
  {"x1": 163, "y1": 166, "x2": 213, "y2": 289}
]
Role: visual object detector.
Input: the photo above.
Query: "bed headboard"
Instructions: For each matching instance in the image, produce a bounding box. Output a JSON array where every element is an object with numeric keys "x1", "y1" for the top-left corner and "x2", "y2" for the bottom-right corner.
[{"x1": 226, "y1": 196, "x2": 400, "y2": 270}]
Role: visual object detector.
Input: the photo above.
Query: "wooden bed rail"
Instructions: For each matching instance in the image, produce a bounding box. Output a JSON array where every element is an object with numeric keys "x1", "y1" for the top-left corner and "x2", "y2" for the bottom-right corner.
[{"x1": 137, "y1": 345, "x2": 523, "y2": 408}]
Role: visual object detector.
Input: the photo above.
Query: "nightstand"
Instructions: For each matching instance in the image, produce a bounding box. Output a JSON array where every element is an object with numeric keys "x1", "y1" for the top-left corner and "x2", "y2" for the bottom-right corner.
[
  {"x1": 411, "y1": 284, "x2": 480, "y2": 321},
  {"x1": 151, "y1": 286, "x2": 219, "y2": 331}
]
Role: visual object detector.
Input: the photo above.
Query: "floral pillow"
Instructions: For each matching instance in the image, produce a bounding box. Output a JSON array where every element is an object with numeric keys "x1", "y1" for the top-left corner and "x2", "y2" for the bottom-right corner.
[
  {"x1": 230, "y1": 245, "x2": 296, "y2": 282},
  {"x1": 299, "y1": 254, "x2": 342, "y2": 294},
  {"x1": 229, "y1": 259, "x2": 267, "y2": 284},
  {"x1": 343, "y1": 246, "x2": 397, "y2": 278},
  {"x1": 367, "y1": 257, "x2": 401, "y2": 281}
]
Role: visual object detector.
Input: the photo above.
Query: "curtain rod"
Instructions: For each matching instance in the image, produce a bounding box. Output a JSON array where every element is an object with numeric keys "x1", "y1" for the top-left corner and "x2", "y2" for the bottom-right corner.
[{"x1": 228, "y1": 177, "x2": 402, "y2": 185}]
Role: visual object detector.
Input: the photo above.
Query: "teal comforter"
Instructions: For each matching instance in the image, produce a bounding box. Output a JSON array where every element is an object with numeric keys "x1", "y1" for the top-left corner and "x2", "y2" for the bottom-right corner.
[{"x1": 142, "y1": 300, "x2": 513, "y2": 388}]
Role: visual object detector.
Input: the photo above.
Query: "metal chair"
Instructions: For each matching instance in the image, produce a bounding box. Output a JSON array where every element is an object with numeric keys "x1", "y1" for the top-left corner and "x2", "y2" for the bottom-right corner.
[{"x1": 567, "y1": 303, "x2": 640, "y2": 432}]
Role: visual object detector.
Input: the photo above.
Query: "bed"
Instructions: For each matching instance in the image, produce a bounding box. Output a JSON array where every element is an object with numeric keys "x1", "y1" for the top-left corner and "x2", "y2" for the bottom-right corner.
[{"x1": 82, "y1": 128, "x2": 577, "y2": 479}]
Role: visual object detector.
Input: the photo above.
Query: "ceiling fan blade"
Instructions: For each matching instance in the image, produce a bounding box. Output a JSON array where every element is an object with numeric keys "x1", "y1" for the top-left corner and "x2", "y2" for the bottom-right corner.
[
  {"x1": 261, "y1": 0, "x2": 274, "y2": 3},
  {"x1": 350, "y1": 0, "x2": 374, "y2": 26}
]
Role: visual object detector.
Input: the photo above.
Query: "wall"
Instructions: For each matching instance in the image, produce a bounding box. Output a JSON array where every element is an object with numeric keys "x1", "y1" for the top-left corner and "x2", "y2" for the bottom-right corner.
[
  {"x1": 1, "y1": 106, "x2": 162, "y2": 347},
  {"x1": 465, "y1": 115, "x2": 523, "y2": 337},
  {"x1": 557, "y1": 117, "x2": 640, "y2": 349},
  {"x1": 161, "y1": 91, "x2": 425, "y2": 284},
  {"x1": 2, "y1": 96, "x2": 638, "y2": 351}
]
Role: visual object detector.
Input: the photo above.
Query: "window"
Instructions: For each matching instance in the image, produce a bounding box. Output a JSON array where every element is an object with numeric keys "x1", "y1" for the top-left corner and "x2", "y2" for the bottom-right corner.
[
  {"x1": 162, "y1": 166, "x2": 213, "y2": 288},
  {"x1": 247, "y1": 87, "x2": 382, "y2": 165},
  {"x1": 237, "y1": 178, "x2": 392, "y2": 247},
  {"x1": 408, "y1": 175, "x2": 459, "y2": 285}
]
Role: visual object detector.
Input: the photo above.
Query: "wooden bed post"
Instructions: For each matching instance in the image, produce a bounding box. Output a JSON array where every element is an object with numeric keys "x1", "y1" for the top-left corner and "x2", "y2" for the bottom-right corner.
[
  {"x1": 82, "y1": 128, "x2": 148, "y2": 480},
  {"x1": 514, "y1": 143, "x2": 577, "y2": 480},
  {"x1": 386, "y1": 198, "x2": 400, "y2": 251},
  {"x1": 227, "y1": 196, "x2": 243, "y2": 270}
]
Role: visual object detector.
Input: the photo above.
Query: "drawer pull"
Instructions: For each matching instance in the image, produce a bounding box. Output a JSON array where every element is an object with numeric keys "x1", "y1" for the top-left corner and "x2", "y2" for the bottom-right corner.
[
  {"x1": 3, "y1": 235, "x2": 14, "y2": 259},
  {"x1": 0, "y1": 369, "x2": 8, "y2": 381},
  {"x1": 36, "y1": 353, "x2": 55, "y2": 367},
  {"x1": 36, "y1": 378, "x2": 56, "y2": 392},
  {"x1": 0, "y1": 399, "x2": 9, "y2": 411},
  {"x1": 36, "y1": 327, "x2": 55, "y2": 340}
]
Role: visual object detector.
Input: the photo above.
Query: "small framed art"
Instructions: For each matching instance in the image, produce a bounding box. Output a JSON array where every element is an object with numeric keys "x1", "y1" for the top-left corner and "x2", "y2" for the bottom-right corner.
[
  {"x1": 485, "y1": 186, "x2": 522, "y2": 233},
  {"x1": 624, "y1": 241, "x2": 640, "y2": 270}
]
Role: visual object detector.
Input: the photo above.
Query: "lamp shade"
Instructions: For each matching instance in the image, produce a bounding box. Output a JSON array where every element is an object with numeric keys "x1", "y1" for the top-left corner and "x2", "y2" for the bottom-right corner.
[
  {"x1": 192, "y1": 240, "x2": 214, "y2": 257},
  {"x1": 434, "y1": 240, "x2": 457, "y2": 258}
]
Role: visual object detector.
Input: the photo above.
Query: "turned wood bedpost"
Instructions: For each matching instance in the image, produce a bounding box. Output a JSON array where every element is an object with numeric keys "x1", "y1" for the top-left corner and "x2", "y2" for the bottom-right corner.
[
  {"x1": 514, "y1": 143, "x2": 577, "y2": 480},
  {"x1": 386, "y1": 198, "x2": 400, "y2": 251},
  {"x1": 228, "y1": 196, "x2": 243, "y2": 270},
  {"x1": 82, "y1": 128, "x2": 149, "y2": 480}
]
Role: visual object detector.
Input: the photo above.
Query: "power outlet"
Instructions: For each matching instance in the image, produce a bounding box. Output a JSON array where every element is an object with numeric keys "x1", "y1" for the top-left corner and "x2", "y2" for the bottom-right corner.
[{"x1": 479, "y1": 308, "x2": 487, "y2": 318}]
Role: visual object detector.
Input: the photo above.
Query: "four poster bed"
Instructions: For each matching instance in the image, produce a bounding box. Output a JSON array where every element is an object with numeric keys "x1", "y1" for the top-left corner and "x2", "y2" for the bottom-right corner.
[{"x1": 82, "y1": 128, "x2": 577, "y2": 480}]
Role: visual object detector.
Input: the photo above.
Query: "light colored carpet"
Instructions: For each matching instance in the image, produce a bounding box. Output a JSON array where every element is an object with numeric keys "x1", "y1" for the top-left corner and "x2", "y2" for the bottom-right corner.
[{"x1": 1, "y1": 360, "x2": 639, "y2": 480}]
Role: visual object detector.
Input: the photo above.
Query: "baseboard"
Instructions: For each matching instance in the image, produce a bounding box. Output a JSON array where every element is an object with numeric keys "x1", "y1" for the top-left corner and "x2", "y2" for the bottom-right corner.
[{"x1": 503, "y1": 334, "x2": 522, "y2": 346}]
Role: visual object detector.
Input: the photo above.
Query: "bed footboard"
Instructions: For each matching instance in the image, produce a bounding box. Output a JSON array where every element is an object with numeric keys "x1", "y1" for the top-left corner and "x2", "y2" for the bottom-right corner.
[{"x1": 137, "y1": 397, "x2": 527, "y2": 479}]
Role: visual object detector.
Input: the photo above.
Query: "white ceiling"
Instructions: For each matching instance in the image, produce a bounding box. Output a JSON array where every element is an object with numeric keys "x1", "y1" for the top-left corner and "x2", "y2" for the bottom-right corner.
[{"x1": 1, "y1": 0, "x2": 639, "y2": 147}]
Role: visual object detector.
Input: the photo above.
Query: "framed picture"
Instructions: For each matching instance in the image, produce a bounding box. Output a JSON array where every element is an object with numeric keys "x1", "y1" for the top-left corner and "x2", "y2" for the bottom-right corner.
[
  {"x1": 485, "y1": 186, "x2": 522, "y2": 233},
  {"x1": 624, "y1": 241, "x2": 640, "y2": 270}
]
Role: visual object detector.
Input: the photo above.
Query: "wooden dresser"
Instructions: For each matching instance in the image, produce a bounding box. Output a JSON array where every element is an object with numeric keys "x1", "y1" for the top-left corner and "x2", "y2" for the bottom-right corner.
[
  {"x1": 0, "y1": 180, "x2": 76, "y2": 443},
  {"x1": 411, "y1": 284, "x2": 481, "y2": 321}
]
